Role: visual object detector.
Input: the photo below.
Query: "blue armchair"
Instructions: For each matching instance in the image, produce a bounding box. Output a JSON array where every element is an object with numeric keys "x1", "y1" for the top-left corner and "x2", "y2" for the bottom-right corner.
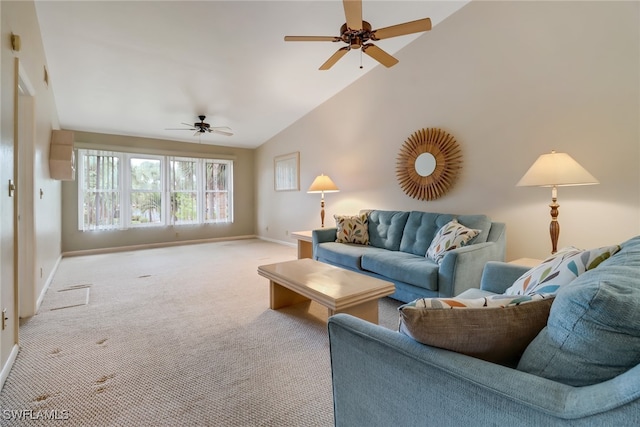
[
  {"x1": 328, "y1": 236, "x2": 640, "y2": 426},
  {"x1": 329, "y1": 314, "x2": 640, "y2": 426}
]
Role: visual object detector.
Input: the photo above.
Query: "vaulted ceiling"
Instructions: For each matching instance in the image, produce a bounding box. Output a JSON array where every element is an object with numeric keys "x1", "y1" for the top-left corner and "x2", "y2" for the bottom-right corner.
[{"x1": 35, "y1": 1, "x2": 467, "y2": 149}]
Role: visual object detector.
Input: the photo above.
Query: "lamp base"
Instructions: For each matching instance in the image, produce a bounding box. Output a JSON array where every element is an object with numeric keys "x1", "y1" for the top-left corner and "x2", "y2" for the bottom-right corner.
[{"x1": 549, "y1": 198, "x2": 560, "y2": 254}]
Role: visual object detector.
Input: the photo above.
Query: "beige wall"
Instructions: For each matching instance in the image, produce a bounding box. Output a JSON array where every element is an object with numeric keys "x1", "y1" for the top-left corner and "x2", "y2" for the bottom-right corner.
[
  {"x1": 61, "y1": 131, "x2": 255, "y2": 253},
  {"x1": 1, "y1": 0, "x2": 61, "y2": 371},
  {"x1": 256, "y1": 0, "x2": 640, "y2": 261}
]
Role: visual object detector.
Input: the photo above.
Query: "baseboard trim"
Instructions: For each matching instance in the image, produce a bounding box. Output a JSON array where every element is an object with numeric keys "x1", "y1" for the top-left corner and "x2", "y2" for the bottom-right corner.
[
  {"x1": 0, "y1": 344, "x2": 19, "y2": 391},
  {"x1": 62, "y1": 235, "x2": 258, "y2": 258},
  {"x1": 36, "y1": 255, "x2": 62, "y2": 313},
  {"x1": 257, "y1": 236, "x2": 296, "y2": 248}
]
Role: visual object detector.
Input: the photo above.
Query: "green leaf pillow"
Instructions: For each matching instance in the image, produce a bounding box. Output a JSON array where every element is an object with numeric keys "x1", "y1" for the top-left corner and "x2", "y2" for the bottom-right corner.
[
  {"x1": 426, "y1": 220, "x2": 480, "y2": 264},
  {"x1": 504, "y1": 245, "x2": 621, "y2": 297},
  {"x1": 334, "y1": 213, "x2": 369, "y2": 245}
]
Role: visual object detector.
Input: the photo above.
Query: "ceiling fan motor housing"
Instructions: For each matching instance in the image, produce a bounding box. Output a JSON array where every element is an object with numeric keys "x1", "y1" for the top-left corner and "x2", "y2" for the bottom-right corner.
[
  {"x1": 196, "y1": 115, "x2": 210, "y2": 131},
  {"x1": 340, "y1": 21, "x2": 372, "y2": 49}
]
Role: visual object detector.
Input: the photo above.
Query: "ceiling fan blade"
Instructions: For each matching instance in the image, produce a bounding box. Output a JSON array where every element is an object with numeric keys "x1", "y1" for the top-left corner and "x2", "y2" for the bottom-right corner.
[
  {"x1": 343, "y1": 0, "x2": 363, "y2": 30},
  {"x1": 285, "y1": 36, "x2": 340, "y2": 42},
  {"x1": 166, "y1": 127, "x2": 195, "y2": 131},
  {"x1": 362, "y1": 44, "x2": 399, "y2": 68},
  {"x1": 181, "y1": 122, "x2": 195, "y2": 127},
  {"x1": 319, "y1": 47, "x2": 350, "y2": 70},
  {"x1": 372, "y1": 17, "x2": 432, "y2": 40},
  {"x1": 211, "y1": 128, "x2": 233, "y2": 137}
]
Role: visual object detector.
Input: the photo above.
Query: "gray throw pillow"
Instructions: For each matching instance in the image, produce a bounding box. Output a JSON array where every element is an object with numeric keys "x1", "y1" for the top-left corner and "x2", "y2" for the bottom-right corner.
[{"x1": 399, "y1": 298, "x2": 553, "y2": 367}]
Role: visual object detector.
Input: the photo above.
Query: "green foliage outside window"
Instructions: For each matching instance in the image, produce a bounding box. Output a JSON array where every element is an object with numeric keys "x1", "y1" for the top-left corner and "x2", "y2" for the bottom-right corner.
[{"x1": 78, "y1": 149, "x2": 233, "y2": 231}]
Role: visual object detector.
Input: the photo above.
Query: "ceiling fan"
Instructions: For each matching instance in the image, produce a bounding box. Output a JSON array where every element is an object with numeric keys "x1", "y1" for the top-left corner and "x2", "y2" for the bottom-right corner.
[
  {"x1": 166, "y1": 115, "x2": 233, "y2": 137},
  {"x1": 284, "y1": 0, "x2": 432, "y2": 70}
]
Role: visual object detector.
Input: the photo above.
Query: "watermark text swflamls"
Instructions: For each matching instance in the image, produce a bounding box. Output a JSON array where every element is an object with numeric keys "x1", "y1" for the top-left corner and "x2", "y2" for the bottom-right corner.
[{"x1": 1, "y1": 409, "x2": 70, "y2": 421}]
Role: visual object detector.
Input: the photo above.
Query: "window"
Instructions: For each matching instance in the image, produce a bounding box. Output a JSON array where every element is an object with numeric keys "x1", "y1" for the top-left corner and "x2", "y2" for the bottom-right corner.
[
  {"x1": 78, "y1": 150, "x2": 121, "y2": 231},
  {"x1": 170, "y1": 158, "x2": 197, "y2": 224},
  {"x1": 130, "y1": 156, "x2": 163, "y2": 227},
  {"x1": 205, "y1": 160, "x2": 231, "y2": 222},
  {"x1": 78, "y1": 149, "x2": 233, "y2": 231}
]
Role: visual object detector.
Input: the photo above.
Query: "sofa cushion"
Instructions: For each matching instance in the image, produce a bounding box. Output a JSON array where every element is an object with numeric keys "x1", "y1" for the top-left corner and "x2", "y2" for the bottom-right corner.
[
  {"x1": 367, "y1": 210, "x2": 409, "y2": 251},
  {"x1": 361, "y1": 251, "x2": 439, "y2": 291},
  {"x1": 504, "y1": 245, "x2": 621, "y2": 296},
  {"x1": 399, "y1": 211, "x2": 442, "y2": 256},
  {"x1": 315, "y1": 242, "x2": 382, "y2": 270},
  {"x1": 399, "y1": 298, "x2": 553, "y2": 366},
  {"x1": 334, "y1": 213, "x2": 369, "y2": 245},
  {"x1": 517, "y1": 236, "x2": 640, "y2": 386},
  {"x1": 426, "y1": 220, "x2": 481, "y2": 264}
]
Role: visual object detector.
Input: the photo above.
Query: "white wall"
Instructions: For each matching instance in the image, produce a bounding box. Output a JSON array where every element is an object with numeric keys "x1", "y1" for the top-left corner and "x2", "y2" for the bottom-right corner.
[
  {"x1": 1, "y1": 0, "x2": 61, "y2": 370},
  {"x1": 256, "y1": 0, "x2": 640, "y2": 261}
]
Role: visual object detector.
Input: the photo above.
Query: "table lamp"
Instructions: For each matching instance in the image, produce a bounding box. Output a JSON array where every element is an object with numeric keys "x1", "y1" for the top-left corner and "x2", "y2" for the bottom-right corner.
[
  {"x1": 307, "y1": 174, "x2": 339, "y2": 227},
  {"x1": 517, "y1": 151, "x2": 599, "y2": 254}
]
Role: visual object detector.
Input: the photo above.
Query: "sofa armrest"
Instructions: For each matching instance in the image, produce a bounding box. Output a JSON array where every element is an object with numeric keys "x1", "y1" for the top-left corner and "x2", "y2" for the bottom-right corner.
[
  {"x1": 312, "y1": 228, "x2": 337, "y2": 259},
  {"x1": 328, "y1": 314, "x2": 640, "y2": 427},
  {"x1": 437, "y1": 241, "x2": 503, "y2": 297},
  {"x1": 480, "y1": 261, "x2": 530, "y2": 294}
]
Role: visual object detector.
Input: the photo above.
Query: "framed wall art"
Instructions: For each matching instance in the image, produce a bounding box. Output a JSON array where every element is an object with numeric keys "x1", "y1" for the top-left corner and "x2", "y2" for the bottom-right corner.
[{"x1": 274, "y1": 152, "x2": 300, "y2": 191}]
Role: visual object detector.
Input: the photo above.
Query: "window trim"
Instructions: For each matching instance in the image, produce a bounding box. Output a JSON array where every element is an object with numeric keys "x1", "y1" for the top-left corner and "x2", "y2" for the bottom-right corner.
[{"x1": 77, "y1": 149, "x2": 233, "y2": 231}]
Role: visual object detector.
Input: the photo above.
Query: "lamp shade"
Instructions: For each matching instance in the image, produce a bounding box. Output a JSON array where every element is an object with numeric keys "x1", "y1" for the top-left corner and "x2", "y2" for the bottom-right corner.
[
  {"x1": 516, "y1": 151, "x2": 599, "y2": 187},
  {"x1": 307, "y1": 174, "x2": 339, "y2": 193}
]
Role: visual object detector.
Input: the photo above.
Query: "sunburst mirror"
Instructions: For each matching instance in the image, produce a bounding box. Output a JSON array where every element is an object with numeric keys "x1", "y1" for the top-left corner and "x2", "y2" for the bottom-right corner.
[{"x1": 396, "y1": 128, "x2": 462, "y2": 201}]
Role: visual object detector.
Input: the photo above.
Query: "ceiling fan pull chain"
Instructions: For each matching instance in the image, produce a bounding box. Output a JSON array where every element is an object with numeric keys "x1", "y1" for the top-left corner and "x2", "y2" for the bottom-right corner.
[{"x1": 360, "y1": 49, "x2": 363, "y2": 69}]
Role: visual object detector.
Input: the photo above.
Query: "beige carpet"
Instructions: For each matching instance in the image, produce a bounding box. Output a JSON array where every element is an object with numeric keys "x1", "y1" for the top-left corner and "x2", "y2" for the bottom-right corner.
[{"x1": 0, "y1": 239, "x2": 401, "y2": 426}]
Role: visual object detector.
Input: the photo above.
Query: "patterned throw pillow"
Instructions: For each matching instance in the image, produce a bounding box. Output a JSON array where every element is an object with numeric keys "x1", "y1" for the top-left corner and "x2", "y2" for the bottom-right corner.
[
  {"x1": 410, "y1": 293, "x2": 547, "y2": 309},
  {"x1": 504, "y1": 244, "x2": 621, "y2": 297},
  {"x1": 426, "y1": 220, "x2": 480, "y2": 264},
  {"x1": 399, "y1": 243, "x2": 621, "y2": 366},
  {"x1": 334, "y1": 213, "x2": 369, "y2": 245}
]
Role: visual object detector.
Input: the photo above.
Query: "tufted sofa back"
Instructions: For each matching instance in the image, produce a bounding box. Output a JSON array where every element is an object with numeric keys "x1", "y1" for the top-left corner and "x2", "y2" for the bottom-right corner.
[
  {"x1": 364, "y1": 210, "x2": 409, "y2": 251},
  {"x1": 362, "y1": 210, "x2": 494, "y2": 256}
]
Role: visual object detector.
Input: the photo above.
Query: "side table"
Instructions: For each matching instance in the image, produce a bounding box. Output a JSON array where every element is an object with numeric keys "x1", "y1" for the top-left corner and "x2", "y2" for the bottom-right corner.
[{"x1": 291, "y1": 231, "x2": 313, "y2": 259}]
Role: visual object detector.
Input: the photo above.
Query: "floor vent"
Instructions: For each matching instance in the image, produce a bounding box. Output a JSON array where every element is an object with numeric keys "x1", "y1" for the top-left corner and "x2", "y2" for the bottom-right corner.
[{"x1": 50, "y1": 284, "x2": 91, "y2": 311}]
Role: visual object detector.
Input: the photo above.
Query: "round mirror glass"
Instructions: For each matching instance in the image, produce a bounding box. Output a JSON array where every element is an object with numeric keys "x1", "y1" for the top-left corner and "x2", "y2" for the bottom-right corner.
[{"x1": 415, "y1": 152, "x2": 436, "y2": 177}]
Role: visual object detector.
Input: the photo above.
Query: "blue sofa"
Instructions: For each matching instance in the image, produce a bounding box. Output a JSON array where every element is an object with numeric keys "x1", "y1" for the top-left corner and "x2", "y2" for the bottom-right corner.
[
  {"x1": 313, "y1": 210, "x2": 506, "y2": 302},
  {"x1": 328, "y1": 235, "x2": 640, "y2": 426}
]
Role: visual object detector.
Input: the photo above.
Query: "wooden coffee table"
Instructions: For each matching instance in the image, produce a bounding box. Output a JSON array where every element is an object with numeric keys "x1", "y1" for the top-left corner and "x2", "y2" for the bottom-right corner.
[{"x1": 257, "y1": 258, "x2": 395, "y2": 324}]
